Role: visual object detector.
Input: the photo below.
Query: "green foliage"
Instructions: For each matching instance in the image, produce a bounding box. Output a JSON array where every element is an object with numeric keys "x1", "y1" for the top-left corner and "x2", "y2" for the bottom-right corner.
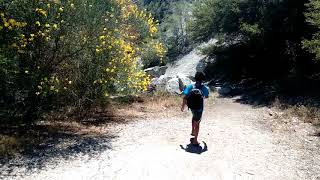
[
  {"x1": 303, "y1": 0, "x2": 320, "y2": 61},
  {"x1": 189, "y1": 0, "x2": 314, "y2": 82},
  {"x1": 188, "y1": 0, "x2": 241, "y2": 42},
  {"x1": 160, "y1": 1, "x2": 193, "y2": 60},
  {"x1": 0, "y1": 0, "x2": 164, "y2": 122},
  {"x1": 137, "y1": 0, "x2": 172, "y2": 23},
  {"x1": 239, "y1": 23, "x2": 262, "y2": 39},
  {"x1": 138, "y1": 0, "x2": 194, "y2": 61},
  {"x1": 141, "y1": 0, "x2": 171, "y2": 23},
  {"x1": 140, "y1": 40, "x2": 166, "y2": 68}
]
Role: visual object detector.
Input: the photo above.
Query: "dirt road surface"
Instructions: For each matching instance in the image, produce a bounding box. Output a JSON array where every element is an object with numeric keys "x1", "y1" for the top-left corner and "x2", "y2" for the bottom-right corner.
[{"x1": 2, "y1": 95, "x2": 320, "y2": 180}]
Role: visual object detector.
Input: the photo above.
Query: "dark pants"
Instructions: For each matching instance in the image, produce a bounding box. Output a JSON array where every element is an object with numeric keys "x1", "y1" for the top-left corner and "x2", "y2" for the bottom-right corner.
[{"x1": 191, "y1": 110, "x2": 203, "y2": 122}]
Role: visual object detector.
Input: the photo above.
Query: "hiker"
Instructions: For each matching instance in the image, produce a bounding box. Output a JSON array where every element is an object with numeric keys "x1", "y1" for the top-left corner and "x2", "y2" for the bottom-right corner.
[{"x1": 181, "y1": 72, "x2": 209, "y2": 145}]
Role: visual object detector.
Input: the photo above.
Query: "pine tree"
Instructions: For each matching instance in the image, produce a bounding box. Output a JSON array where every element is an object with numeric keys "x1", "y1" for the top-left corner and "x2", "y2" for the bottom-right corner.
[{"x1": 303, "y1": 0, "x2": 320, "y2": 61}]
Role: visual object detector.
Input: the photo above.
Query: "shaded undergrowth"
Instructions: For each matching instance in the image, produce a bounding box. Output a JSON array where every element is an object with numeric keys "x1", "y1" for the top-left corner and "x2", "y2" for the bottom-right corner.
[{"x1": 211, "y1": 79, "x2": 320, "y2": 127}]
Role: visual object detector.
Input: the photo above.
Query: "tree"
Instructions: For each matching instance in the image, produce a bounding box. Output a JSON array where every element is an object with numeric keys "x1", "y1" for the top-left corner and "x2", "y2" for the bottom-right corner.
[
  {"x1": 303, "y1": 0, "x2": 320, "y2": 61},
  {"x1": 137, "y1": 0, "x2": 195, "y2": 61},
  {"x1": 161, "y1": 1, "x2": 193, "y2": 59},
  {"x1": 136, "y1": 0, "x2": 172, "y2": 23},
  {"x1": 188, "y1": 0, "x2": 311, "y2": 81},
  {"x1": 188, "y1": 0, "x2": 241, "y2": 42}
]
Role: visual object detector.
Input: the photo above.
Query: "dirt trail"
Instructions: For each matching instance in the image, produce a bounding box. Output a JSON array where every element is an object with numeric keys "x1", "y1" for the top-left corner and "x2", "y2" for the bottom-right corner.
[{"x1": 2, "y1": 96, "x2": 320, "y2": 180}]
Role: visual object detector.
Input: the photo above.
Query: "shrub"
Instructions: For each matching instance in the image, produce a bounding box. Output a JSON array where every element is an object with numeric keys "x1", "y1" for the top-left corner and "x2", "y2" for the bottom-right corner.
[
  {"x1": 140, "y1": 39, "x2": 166, "y2": 68},
  {"x1": 0, "y1": 0, "x2": 165, "y2": 122}
]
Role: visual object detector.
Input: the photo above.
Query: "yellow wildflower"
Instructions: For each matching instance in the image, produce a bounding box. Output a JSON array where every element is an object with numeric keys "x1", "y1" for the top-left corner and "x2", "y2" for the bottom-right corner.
[
  {"x1": 35, "y1": 8, "x2": 47, "y2": 16},
  {"x1": 53, "y1": 24, "x2": 58, "y2": 29}
]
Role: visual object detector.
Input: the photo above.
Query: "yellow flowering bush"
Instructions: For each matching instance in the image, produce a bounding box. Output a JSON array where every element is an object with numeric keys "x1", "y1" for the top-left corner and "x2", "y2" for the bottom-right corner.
[
  {"x1": 0, "y1": 0, "x2": 166, "y2": 121},
  {"x1": 141, "y1": 39, "x2": 167, "y2": 68}
]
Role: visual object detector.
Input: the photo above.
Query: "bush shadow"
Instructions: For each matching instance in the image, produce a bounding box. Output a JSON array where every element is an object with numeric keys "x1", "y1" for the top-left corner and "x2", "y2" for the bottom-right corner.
[
  {"x1": 0, "y1": 122, "x2": 118, "y2": 177},
  {"x1": 211, "y1": 79, "x2": 320, "y2": 109}
]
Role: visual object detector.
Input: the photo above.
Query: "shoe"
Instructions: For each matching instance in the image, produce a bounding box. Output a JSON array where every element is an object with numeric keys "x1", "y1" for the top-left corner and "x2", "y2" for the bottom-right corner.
[
  {"x1": 192, "y1": 143, "x2": 200, "y2": 147},
  {"x1": 190, "y1": 137, "x2": 194, "y2": 143},
  {"x1": 190, "y1": 138, "x2": 199, "y2": 146}
]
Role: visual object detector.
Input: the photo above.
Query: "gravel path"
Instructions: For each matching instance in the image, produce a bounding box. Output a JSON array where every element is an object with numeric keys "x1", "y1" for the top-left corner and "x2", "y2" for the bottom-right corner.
[{"x1": 2, "y1": 96, "x2": 320, "y2": 180}]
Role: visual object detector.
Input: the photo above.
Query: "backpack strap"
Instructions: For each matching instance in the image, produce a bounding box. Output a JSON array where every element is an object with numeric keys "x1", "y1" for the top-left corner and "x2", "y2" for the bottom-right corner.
[{"x1": 194, "y1": 83, "x2": 204, "y2": 95}]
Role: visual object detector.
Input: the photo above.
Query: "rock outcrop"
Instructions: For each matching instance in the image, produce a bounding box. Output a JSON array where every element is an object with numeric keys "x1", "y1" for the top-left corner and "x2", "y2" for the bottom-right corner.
[
  {"x1": 144, "y1": 66, "x2": 167, "y2": 78},
  {"x1": 145, "y1": 39, "x2": 218, "y2": 94}
]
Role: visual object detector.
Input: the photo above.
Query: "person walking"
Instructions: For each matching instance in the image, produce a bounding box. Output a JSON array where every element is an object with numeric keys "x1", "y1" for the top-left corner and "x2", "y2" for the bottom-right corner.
[{"x1": 181, "y1": 72, "x2": 209, "y2": 145}]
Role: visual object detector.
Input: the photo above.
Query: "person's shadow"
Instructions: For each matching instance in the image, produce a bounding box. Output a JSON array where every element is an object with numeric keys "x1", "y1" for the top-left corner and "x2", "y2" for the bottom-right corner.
[{"x1": 180, "y1": 141, "x2": 208, "y2": 154}]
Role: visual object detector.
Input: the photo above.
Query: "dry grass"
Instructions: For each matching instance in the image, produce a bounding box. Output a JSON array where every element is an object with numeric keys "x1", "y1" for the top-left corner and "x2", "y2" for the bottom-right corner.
[
  {"x1": 140, "y1": 93, "x2": 181, "y2": 111},
  {"x1": 273, "y1": 98, "x2": 320, "y2": 126},
  {"x1": 111, "y1": 93, "x2": 182, "y2": 119},
  {"x1": 283, "y1": 105, "x2": 320, "y2": 125},
  {"x1": 0, "y1": 135, "x2": 20, "y2": 156},
  {"x1": 0, "y1": 93, "x2": 183, "y2": 158}
]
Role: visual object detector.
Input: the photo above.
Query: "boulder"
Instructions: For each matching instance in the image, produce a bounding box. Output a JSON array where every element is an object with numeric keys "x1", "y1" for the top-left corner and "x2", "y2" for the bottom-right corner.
[
  {"x1": 153, "y1": 75, "x2": 172, "y2": 92},
  {"x1": 166, "y1": 76, "x2": 193, "y2": 94},
  {"x1": 178, "y1": 75, "x2": 194, "y2": 89},
  {"x1": 147, "y1": 77, "x2": 159, "y2": 92},
  {"x1": 144, "y1": 66, "x2": 168, "y2": 78},
  {"x1": 217, "y1": 86, "x2": 232, "y2": 95},
  {"x1": 166, "y1": 78, "x2": 181, "y2": 94},
  {"x1": 196, "y1": 58, "x2": 206, "y2": 72},
  {"x1": 148, "y1": 74, "x2": 193, "y2": 94}
]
